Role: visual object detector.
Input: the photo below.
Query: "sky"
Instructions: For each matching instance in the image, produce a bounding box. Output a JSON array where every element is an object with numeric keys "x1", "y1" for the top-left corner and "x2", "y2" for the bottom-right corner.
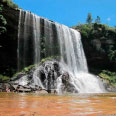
[{"x1": 12, "y1": 0, "x2": 116, "y2": 27}]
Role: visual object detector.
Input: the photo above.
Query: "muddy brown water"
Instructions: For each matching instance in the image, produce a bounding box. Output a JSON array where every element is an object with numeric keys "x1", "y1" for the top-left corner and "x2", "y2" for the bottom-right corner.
[{"x1": 0, "y1": 92, "x2": 116, "y2": 116}]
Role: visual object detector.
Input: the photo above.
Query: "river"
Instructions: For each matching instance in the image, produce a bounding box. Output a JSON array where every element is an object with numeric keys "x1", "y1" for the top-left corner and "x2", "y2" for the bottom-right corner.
[{"x1": 0, "y1": 93, "x2": 116, "y2": 116}]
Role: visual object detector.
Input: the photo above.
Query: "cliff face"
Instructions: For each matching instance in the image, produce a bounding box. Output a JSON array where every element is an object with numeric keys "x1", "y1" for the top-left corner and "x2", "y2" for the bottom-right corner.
[
  {"x1": 74, "y1": 23, "x2": 116, "y2": 73},
  {"x1": 0, "y1": 4, "x2": 115, "y2": 77},
  {"x1": 0, "y1": 3, "x2": 19, "y2": 76},
  {"x1": 82, "y1": 38, "x2": 115, "y2": 72}
]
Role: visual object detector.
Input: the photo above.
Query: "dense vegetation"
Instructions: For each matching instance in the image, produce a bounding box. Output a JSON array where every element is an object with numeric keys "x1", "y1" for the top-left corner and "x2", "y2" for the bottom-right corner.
[
  {"x1": 73, "y1": 13, "x2": 116, "y2": 87},
  {"x1": 99, "y1": 70, "x2": 116, "y2": 87},
  {"x1": 1, "y1": 0, "x2": 18, "y2": 9},
  {"x1": 73, "y1": 23, "x2": 116, "y2": 60},
  {"x1": 0, "y1": 0, "x2": 18, "y2": 36},
  {"x1": 0, "y1": 4, "x2": 7, "y2": 35},
  {"x1": 0, "y1": 0, "x2": 19, "y2": 81},
  {"x1": 73, "y1": 13, "x2": 116, "y2": 63}
]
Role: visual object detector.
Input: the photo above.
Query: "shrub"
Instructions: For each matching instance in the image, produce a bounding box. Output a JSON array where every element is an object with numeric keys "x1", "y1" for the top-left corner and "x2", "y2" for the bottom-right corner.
[
  {"x1": 0, "y1": 75, "x2": 10, "y2": 82},
  {"x1": 1, "y1": 0, "x2": 18, "y2": 9},
  {"x1": 0, "y1": 5, "x2": 7, "y2": 35},
  {"x1": 99, "y1": 70, "x2": 116, "y2": 86}
]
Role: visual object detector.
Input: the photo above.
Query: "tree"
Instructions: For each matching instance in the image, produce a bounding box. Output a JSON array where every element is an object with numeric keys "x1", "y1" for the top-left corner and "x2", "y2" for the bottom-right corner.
[
  {"x1": 95, "y1": 16, "x2": 101, "y2": 24},
  {"x1": 1, "y1": 0, "x2": 18, "y2": 9},
  {"x1": 0, "y1": 5, "x2": 7, "y2": 35},
  {"x1": 108, "y1": 50, "x2": 116, "y2": 63},
  {"x1": 86, "y1": 13, "x2": 93, "y2": 24}
]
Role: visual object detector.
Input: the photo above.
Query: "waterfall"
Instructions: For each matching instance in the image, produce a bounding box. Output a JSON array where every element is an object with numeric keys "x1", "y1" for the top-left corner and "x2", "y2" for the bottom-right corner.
[{"x1": 17, "y1": 10, "x2": 106, "y2": 93}]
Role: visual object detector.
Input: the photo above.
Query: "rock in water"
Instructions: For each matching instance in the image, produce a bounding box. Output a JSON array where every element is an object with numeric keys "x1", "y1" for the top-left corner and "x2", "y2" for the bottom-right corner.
[{"x1": 11, "y1": 60, "x2": 78, "y2": 93}]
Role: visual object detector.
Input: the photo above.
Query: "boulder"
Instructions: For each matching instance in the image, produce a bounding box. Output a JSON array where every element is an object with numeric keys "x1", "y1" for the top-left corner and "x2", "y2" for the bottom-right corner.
[{"x1": 35, "y1": 89, "x2": 48, "y2": 94}]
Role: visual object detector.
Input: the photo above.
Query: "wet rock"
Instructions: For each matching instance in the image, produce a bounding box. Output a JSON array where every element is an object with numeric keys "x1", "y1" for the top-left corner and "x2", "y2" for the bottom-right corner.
[
  {"x1": 61, "y1": 73, "x2": 78, "y2": 93},
  {"x1": 105, "y1": 85, "x2": 116, "y2": 92},
  {"x1": 10, "y1": 73, "x2": 25, "y2": 81},
  {"x1": 17, "y1": 88, "x2": 32, "y2": 92},
  {"x1": 11, "y1": 84, "x2": 18, "y2": 90},
  {"x1": 35, "y1": 89, "x2": 48, "y2": 94},
  {"x1": 0, "y1": 83, "x2": 14, "y2": 92},
  {"x1": 99, "y1": 77, "x2": 116, "y2": 92},
  {"x1": 62, "y1": 72, "x2": 70, "y2": 84},
  {"x1": 39, "y1": 61, "x2": 61, "y2": 90},
  {"x1": 10, "y1": 60, "x2": 78, "y2": 93}
]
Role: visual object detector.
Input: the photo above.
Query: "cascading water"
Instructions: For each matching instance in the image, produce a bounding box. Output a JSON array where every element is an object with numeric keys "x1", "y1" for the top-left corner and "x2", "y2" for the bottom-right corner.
[{"x1": 17, "y1": 10, "x2": 106, "y2": 93}]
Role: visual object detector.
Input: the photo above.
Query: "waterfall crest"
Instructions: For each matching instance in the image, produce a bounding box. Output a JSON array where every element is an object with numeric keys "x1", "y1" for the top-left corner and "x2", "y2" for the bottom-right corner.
[{"x1": 17, "y1": 10, "x2": 106, "y2": 93}]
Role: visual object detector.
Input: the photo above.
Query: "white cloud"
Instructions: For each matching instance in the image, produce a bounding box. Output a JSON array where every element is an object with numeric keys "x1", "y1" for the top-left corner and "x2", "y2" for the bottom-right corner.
[{"x1": 107, "y1": 17, "x2": 111, "y2": 21}]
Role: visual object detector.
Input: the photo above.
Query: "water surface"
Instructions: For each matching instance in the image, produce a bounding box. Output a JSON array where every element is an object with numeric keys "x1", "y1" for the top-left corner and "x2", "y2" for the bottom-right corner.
[{"x1": 0, "y1": 93, "x2": 116, "y2": 116}]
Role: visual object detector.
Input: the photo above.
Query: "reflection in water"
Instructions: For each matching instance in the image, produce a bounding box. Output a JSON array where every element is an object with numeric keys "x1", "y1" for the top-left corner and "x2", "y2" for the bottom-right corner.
[{"x1": 0, "y1": 93, "x2": 116, "y2": 116}]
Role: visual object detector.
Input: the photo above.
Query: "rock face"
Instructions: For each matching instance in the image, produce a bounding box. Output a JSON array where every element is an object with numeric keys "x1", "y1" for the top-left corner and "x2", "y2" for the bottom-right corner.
[
  {"x1": 0, "y1": 3, "x2": 115, "y2": 78},
  {"x1": 0, "y1": 3, "x2": 19, "y2": 76},
  {"x1": 10, "y1": 60, "x2": 78, "y2": 93},
  {"x1": 82, "y1": 38, "x2": 115, "y2": 72},
  {"x1": 0, "y1": 83, "x2": 14, "y2": 92},
  {"x1": 61, "y1": 72, "x2": 78, "y2": 93}
]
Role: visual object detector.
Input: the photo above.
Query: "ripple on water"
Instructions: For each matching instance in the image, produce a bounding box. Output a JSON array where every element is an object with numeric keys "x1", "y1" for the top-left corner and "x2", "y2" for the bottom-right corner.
[{"x1": 0, "y1": 93, "x2": 116, "y2": 116}]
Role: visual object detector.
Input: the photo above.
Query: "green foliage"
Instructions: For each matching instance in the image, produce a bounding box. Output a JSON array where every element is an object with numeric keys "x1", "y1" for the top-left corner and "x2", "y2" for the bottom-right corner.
[
  {"x1": 86, "y1": 13, "x2": 93, "y2": 24},
  {"x1": 99, "y1": 70, "x2": 116, "y2": 86},
  {"x1": 40, "y1": 56, "x2": 60, "y2": 64},
  {"x1": 0, "y1": 0, "x2": 18, "y2": 35},
  {"x1": 73, "y1": 22, "x2": 116, "y2": 70},
  {"x1": 0, "y1": 75, "x2": 10, "y2": 82},
  {"x1": 0, "y1": 15, "x2": 7, "y2": 25},
  {"x1": 21, "y1": 65, "x2": 35, "y2": 73},
  {"x1": 0, "y1": 5, "x2": 7, "y2": 35},
  {"x1": 13, "y1": 56, "x2": 60, "y2": 78},
  {"x1": 23, "y1": 65, "x2": 35, "y2": 72},
  {"x1": 12, "y1": 65, "x2": 35, "y2": 78},
  {"x1": 2, "y1": 0, "x2": 18, "y2": 9},
  {"x1": 0, "y1": 26, "x2": 7, "y2": 34},
  {"x1": 95, "y1": 16, "x2": 101, "y2": 24},
  {"x1": 73, "y1": 23, "x2": 116, "y2": 40},
  {"x1": 73, "y1": 24, "x2": 92, "y2": 38},
  {"x1": 108, "y1": 50, "x2": 116, "y2": 63}
]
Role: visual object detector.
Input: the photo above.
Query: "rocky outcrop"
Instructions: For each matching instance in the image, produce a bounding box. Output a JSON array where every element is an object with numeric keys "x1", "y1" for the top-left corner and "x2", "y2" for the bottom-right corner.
[
  {"x1": 61, "y1": 72, "x2": 78, "y2": 93},
  {"x1": 10, "y1": 60, "x2": 78, "y2": 93},
  {"x1": 0, "y1": 83, "x2": 15, "y2": 92},
  {"x1": 0, "y1": 83, "x2": 49, "y2": 93},
  {"x1": 82, "y1": 37, "x2": 115, "y2": 72},
  {"x1": 99, "y1": 76, "x2": 116, "y2": 92}
]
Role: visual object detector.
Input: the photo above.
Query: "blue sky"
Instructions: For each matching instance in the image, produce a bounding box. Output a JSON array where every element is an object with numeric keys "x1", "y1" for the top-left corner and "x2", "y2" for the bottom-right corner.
[{"x1": 12, "y1": 0, "x2": 116, "y2": 27}]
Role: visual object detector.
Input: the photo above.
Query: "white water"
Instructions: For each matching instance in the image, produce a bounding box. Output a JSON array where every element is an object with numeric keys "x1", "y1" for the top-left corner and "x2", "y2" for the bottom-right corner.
[
  {"x1": 17, "y1": 10, "x2": 106, "y2": 93},
  {"x1": 55, "y1": 24, "x2": 105, "y2": 93}
]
